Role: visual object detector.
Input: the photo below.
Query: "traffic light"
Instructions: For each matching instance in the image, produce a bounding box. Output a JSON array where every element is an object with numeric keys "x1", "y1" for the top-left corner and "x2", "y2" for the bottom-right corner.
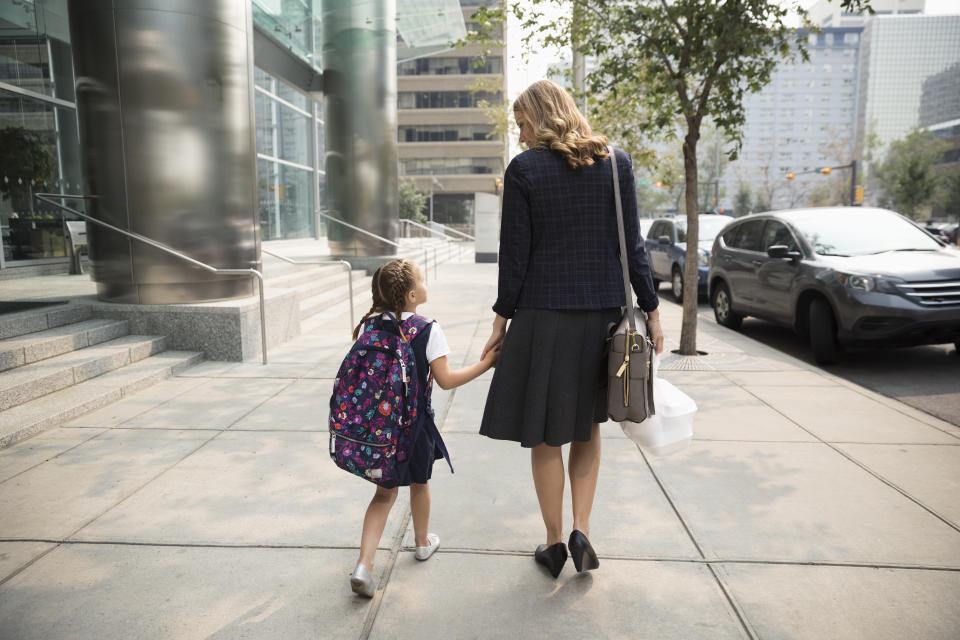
[
  {"x1": 820, "y1": 167, "x2": 832, "y2": 176},
  {"x1": 855, "y1": 186, "x2": 864, "y2": 204},
  {"x1": 786, "y1": 172, "x2": 795, "y2": 181}
]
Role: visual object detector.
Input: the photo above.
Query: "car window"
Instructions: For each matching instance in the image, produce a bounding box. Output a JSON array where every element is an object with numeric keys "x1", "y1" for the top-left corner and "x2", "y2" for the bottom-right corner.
[
  {"x1": 761, "y1": 220, "x2": 798, "y2": 252},
  {"x1": 732, "y1": 219, "x2": 765, "y2": 251},
  {"x1": 648, "y1": 221, "x2": 661, "y2": 239},
  {"x1": 721, "y1": 225, "x2": 739, "y2": 247},
  {"x1": 782, "y1": 209, "x2": 942, "y2": 256},
  {"x1": 675, "y1": 222, "x2": 686, "y2": 243}
]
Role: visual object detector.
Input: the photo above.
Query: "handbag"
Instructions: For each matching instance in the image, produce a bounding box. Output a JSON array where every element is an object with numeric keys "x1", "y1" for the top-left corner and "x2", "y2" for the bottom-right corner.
[{"x1": 607, "y1": 145, "x2": 656, "y2": 423}]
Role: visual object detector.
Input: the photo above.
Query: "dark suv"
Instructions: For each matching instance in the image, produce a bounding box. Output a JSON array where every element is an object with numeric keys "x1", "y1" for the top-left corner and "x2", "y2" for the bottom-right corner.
[{"x1": 708, "y1": 207, "x2": 960, "y2": 364}]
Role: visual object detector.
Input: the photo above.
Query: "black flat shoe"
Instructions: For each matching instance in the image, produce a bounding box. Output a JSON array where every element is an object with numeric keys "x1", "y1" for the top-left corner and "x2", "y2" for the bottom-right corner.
[
  {"x1": 534, "y1": 542, "x2": 568, "y2": 579},
  {"x1": 568, "y1": 530, "x2": 599, "y2": 573}
]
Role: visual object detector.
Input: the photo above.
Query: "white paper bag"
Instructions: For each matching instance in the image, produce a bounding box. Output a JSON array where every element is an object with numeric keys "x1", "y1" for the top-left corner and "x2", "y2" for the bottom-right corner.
[{"x1": 620, "y1": 355, "x2": 696, "y2": 456}]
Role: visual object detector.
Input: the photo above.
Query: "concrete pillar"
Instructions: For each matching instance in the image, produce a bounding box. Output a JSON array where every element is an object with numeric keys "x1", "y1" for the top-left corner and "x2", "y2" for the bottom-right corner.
[
  {"x1": 68, "y1": 0, "x2": 259, "y2": 303},
  {"x1": 322, "y1": 0, "x2": 398, "y2": 256}
]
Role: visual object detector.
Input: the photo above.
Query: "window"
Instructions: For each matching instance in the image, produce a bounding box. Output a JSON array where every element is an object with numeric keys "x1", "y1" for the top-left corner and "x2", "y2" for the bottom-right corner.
[
  {"x1": 761, "y1": 220, "x2": 798, "y2": 252},
  {"x1": 732, "y1": 220, "x2": 766, "y2": 251},
  {"x1": 398, "y1": 91, "x2": 501, "y2": 109}
]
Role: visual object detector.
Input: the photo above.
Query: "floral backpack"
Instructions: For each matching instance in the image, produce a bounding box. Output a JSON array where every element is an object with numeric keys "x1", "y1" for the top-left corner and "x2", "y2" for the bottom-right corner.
[{"x1": 328, "y1": 313, "x2": 430, "y2": 485}]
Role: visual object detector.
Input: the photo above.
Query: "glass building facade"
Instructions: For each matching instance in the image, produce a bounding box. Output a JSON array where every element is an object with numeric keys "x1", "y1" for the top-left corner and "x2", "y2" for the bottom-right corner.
[{"x1": 0, "y1": 0, "x2": 326, "y2": 270}]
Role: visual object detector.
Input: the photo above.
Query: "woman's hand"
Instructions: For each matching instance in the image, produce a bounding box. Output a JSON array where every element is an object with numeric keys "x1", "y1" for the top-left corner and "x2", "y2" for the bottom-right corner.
[
  {"x1": 481, "y1": 344, "x2": 500, "y2": 369},
  {"x1": 647, "y1": 309, "x2": 665, "y2": 355},
  {"x1": 481, "y1": 315, "x2": 508, "y2": 360}
]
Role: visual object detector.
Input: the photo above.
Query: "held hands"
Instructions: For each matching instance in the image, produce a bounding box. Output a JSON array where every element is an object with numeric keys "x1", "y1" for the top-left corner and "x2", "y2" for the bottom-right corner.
[
  {"x1": 481, "y1": 344, "x2": 501, "y2": 369},
  {"x1": 647, "y1": 310, "x2": 665, "y2": 355},
  {"x1": 480, "y1": 316, "x2": 507, "y2": 361}
]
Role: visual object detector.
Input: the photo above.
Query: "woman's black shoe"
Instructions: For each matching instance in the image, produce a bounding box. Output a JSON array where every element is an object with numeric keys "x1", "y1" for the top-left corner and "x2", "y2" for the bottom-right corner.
[
  {"x1": 534, "y1": 542, "x2": 568, "y2": 578},
  {"x1": 568, "y1": 530, "x2": 599, "y2": 572}
]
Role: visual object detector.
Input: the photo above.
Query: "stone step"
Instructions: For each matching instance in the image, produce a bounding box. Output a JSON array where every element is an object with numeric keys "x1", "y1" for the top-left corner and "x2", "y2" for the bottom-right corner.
[
  {"x1": 0, "y1": 318, "x2": 129, "y2": 373},
  {"x1": 299, "y1": 275, "x2": 374, "y2": 322},
  {"x1": 264, "y1": 263, "x2": 349, "y2": 290},
  {"x1": 0, "y1": 334, "x2": 166, "y2": 412},
  {"x1": 0, "y1": 302, "x2": 93, "y2": 340},
  {"x1": 0, "y1": 350, "x2": 203, "y2": 449},
  {"x1": 273, "y1": 269, "x2": 367, "y2": 306}
]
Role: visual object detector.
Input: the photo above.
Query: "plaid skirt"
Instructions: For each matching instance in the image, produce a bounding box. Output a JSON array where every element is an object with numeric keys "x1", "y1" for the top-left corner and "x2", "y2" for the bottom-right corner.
[{"x1": 479, "y1": 307, "x2": 620, "y2": 448}]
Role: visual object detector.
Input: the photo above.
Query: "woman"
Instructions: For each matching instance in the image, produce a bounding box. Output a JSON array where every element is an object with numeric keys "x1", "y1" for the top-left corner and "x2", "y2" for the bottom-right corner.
[{"x1": 479, "y1": 80, "x2": 664, "y2": 578}]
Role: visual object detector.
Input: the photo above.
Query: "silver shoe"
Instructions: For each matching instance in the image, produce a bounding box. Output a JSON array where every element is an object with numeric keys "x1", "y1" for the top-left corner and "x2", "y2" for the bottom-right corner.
[
  {"x1": 350, "y1": 564, "x2": 375, "y2": 598},
  {"x1": 415, "y1": 532, "x2": 440, "y2": 561}
]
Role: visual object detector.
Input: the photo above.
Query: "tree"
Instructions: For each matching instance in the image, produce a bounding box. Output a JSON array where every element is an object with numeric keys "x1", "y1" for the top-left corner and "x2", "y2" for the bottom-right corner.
[
  {"x1": 398, "y1": 178, "x2": 428, "y2": 224},
  {"x1": 734, "y1": 184, "x2": 752, "y2": 217},
  {"x1": 0, "y1": 127, "x2": 54, "y2": 214},
  {"x1": 873, "y1": 129, "x2": 948, "y2": 219},
  {"x1": 938, "y1": 173, "x2": 960, "y2": 220}
]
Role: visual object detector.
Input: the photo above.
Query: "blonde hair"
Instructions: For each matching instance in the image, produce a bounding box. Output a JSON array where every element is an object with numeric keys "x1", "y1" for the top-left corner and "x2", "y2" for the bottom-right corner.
[
  {"x1": 513, "y1": 80, "x2": 609, "y2": 169},
  {"x1": 352, "y1": 258, "x2": 418, "y2": 339}
]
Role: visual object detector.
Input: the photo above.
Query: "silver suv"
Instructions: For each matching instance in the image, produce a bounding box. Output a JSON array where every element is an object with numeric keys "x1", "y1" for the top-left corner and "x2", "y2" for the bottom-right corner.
[{"x1": 708, "y1": 207, "x2": 960, "y2": 364}]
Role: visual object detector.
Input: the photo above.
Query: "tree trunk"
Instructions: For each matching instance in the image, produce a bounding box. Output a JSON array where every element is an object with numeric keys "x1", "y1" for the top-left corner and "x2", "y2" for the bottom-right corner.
[{"x1": 679, "y1": 130, "x2": 700, "y2": 355}]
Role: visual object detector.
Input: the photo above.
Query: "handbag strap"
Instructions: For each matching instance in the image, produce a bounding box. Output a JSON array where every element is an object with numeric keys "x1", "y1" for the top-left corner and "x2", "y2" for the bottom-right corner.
[{"x1": 608, "y1": 145, "x2": 638, "y2": 332}]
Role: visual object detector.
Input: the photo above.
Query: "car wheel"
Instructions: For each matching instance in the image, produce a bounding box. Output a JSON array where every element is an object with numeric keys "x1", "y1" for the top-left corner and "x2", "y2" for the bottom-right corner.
[
  {"x1": 671, "y1": 267, "x2": 684, "y2": 303},
  {"x1": 711, "y1": 281, "x2": 743, "y2": 329},
  {"x1": 809, "y1": 298, "x2": 839, "y2": 365}
]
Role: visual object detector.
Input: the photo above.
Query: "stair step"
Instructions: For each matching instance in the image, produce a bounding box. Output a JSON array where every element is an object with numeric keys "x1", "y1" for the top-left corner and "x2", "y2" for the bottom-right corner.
[
  {"x1": 299, "y1": 275, "x2": 373, "y2": 323},
  {"x1": 275, "y1": 269, "x2": 366, "y2": 304},
  {"x1": 0, "y1": 302, "x2": 92, "y2": 340},
  {"x1": 0, "y1": 350, "x2": 203, "y2": 448},
  {"x1": 265, "y1": 263, "x2": 350, "y2": 290},
  {"x1": 0, "y1": 335, "x2": 165, "y2": 412},
  {"x1": 0, "y1": 318, "x2": 129, "y2": 373}
]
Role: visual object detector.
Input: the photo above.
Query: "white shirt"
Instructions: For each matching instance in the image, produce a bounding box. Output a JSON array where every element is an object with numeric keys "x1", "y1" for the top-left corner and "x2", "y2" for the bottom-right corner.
[{"x1": 385, "y1": 312, "x2": 451, "y2": 364}]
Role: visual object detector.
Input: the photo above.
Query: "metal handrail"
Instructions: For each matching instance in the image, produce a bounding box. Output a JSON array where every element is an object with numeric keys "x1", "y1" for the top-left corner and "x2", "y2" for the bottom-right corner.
[
  {"x1": 399, "y1": 218, "x2": 476, "y2": 242},
  {"x1": 34, "y1": 193, "x2": 270, "y2": 365},
  {"x1": 317, "y1": 209, "x2": 432, "y2": 284},
  {"x1": 262, "y1": 250, "x2": 355, "y2": 331}
]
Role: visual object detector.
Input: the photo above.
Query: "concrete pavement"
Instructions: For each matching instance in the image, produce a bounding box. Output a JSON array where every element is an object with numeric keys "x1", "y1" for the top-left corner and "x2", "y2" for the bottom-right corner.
[{"x1": 1, "y1": 262, "x2": 959, "y2": 639}]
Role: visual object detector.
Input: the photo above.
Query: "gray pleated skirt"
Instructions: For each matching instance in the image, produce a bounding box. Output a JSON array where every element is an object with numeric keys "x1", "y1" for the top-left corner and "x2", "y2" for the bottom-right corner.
[{"x1": 479, "y1": 307, "x2": 621, "y2": 448}]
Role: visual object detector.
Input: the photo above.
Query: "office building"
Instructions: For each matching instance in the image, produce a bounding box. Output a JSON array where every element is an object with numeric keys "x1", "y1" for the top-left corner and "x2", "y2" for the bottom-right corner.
[
  {"x1": 855, "y1": 14, "x2": 960, "y2": 155},
  {"x1": 397, "y1": 0, "x2": 507, "y2": 231},
  {"x1": 721, "y1": 27, "x2": 863, "y2": 211}
]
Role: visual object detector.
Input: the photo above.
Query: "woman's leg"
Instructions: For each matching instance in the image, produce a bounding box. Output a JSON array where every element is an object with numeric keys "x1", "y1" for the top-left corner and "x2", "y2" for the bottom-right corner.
[
  {"x1": 531, "y1": 443, "x2": 565, "y2": 545},
  {"x1": 357, "y1": 486, "x2": 398, "y2": 570},
  {"x1": 568, "y1": 424, "x2": 601, "y2": 537},
  {"x1": 409, "y1": 482, "x2": 431, "y2": 547}
]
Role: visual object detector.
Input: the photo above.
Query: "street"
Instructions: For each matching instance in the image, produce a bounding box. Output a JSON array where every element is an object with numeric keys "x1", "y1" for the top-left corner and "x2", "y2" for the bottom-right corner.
[{"x1": 691, "y1": 301, "x2": 960, "y2": 427}]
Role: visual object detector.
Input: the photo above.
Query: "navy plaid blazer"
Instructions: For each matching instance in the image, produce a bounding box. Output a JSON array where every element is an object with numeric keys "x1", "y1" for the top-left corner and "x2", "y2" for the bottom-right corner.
[{"x1": 492, "y1": 147, "x2": 660, "y2": 319}]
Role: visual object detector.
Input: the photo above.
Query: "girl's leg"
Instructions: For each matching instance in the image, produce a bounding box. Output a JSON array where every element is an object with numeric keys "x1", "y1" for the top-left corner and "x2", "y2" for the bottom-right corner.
[
  {"x1": 531, "y1": 443, "x2": 565, "y2": 546},
  {"x1": 357, "y1": 486, "x2": 398, "y2": 570},
  {"x1": 568, "y1": 424, "x2": 602, "y2": 538},
  {"x1": 409, "y1": 482, "x2": 431, "y2": 547}
]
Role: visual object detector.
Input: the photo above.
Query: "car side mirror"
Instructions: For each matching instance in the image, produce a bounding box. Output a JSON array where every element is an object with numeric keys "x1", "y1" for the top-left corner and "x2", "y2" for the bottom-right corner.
[
  {"x1": 767, "y1": 245, "x2": 802, "y2": 261},
  {"x1": 658, "y1": 235, "x2": 672, "y2": 245}
]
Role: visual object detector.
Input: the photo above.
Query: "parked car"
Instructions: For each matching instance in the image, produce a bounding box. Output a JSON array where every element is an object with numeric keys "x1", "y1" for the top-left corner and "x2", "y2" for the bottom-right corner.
[
  {"x1": 708, "y1": 207, "x2": 960, "y2": 364},
  {"x1": 645, "y1": 214, "x2": 733, "y2": 302}
]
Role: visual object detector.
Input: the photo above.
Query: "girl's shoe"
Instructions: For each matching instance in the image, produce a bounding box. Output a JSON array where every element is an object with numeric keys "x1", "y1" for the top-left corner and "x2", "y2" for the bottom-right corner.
[
  {"x1": 534, "y1": 542, "x2": 568, "y2": 579},
  {"x1": 568, "y1": 530, "x2": 600, "y2": 573},
  {"x1": 350, "y1": 564, "x2": 375, "y2": 598},
  {"x1": 415, "y1": 533, "x2": 440, "y2": 561}
]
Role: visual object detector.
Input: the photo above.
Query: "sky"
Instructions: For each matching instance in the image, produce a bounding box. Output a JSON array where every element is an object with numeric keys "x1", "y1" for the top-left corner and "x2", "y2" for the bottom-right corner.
[{"x1": 505, "y1": 0, "x2": 960, "y2": 102}]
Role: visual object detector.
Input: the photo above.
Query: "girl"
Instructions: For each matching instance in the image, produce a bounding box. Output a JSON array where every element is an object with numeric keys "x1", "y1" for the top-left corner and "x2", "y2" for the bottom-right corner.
[{"x1": 349, "y1": 258, "x2": 499, "y2": 597}]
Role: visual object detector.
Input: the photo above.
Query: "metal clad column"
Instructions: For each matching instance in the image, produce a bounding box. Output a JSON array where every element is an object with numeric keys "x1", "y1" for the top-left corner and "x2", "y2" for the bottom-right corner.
[
  {"x1": 322, "y1": 0, "x2": 398, "y2": 255},
  {"x1": 68, "y1": 0, "x2": 259, "y2": 303}
]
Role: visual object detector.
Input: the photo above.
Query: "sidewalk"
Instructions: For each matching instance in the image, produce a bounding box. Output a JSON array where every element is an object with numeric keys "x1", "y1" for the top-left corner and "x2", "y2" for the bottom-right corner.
[{"x1": 1, "y1": 262, "x2": 958, "y2": 639}]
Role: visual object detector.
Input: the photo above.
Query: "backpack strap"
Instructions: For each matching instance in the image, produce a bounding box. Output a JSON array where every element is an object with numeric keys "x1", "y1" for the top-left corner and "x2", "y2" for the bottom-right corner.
[{"x1": 400, "y1": 314, "x2": 433, "y2": 342}]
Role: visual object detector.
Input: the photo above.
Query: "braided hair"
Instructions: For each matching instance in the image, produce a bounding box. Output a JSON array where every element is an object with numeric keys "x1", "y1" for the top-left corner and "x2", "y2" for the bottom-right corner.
[{"x1": 352, "y1": 258, "x2": 418, "y2": 339}]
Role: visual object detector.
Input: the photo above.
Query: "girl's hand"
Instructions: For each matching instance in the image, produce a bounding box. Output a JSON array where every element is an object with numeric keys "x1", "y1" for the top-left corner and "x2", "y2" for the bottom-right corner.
[
  {"x1": 481, "y1": 315, "x2": 508, "y2": 360},
  {"x1": 481, "y1": 345, "x2": 500, "y2": 369}
]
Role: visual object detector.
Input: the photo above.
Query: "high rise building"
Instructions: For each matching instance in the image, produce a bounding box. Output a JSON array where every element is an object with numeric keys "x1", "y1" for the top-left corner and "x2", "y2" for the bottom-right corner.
[
  {"x1": 720, "y1": 27, "x2": 864, "y2": 212},
  {"x1": 397, "y1": 0, "x2": 507, "y2": 232},
  {"x1": 855, "y1": 14, "x2": 960, "y2": 155}
]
